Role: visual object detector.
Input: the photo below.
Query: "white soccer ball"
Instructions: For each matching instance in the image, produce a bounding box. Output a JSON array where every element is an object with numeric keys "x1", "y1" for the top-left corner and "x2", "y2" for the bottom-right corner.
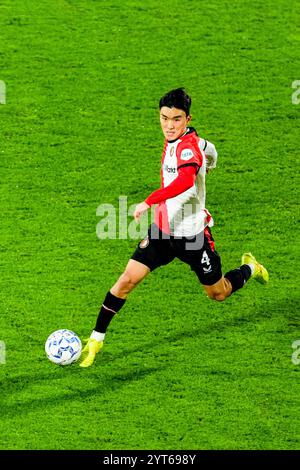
[{"x1": 45, "y1": 329, "x2": 82, "y2": 365}]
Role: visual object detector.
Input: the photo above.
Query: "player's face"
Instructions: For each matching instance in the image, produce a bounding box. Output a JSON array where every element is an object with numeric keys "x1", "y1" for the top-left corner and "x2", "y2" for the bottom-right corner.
[{"x1": 160, "y1": 106, "x2": 191, "y2": 141}]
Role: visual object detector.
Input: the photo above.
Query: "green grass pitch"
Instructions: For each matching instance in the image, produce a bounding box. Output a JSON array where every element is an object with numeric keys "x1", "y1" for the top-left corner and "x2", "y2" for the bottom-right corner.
[{"x1": 0, "y1": 0, "x2": 299, "y2": 451}]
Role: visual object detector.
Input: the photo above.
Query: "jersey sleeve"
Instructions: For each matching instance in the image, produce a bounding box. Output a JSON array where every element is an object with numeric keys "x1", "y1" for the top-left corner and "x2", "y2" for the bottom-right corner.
[
  {"x1": 176, "y1": 140, "x2": 203, "y2": 172},
  {"x1": 145, "y1": 165, "x2": 197, "y2": 207}
]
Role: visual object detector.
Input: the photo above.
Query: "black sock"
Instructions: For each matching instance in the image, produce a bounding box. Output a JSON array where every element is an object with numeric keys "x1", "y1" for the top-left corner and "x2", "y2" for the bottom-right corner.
[
  {"x1": 224, "y1": 264, "x2": 252, "y2": 294},
  {"x1": 95, "y1": 291, "x2": 126, "y2": 333}
]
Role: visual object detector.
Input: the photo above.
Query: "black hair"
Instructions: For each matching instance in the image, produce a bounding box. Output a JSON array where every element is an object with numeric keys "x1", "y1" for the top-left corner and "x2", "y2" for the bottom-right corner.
[{"x1": 159, "y1": 87, "x2": 192, "y2": 116}]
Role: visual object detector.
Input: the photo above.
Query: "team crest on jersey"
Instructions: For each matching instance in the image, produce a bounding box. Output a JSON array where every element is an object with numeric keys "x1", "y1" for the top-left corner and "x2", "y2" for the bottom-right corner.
[
  {"x1": 180, "y1": 148, "x2": 194, "y2": 161},
  {"x1": 139, "y1": 236, "x2": 149, "y2": 249}
]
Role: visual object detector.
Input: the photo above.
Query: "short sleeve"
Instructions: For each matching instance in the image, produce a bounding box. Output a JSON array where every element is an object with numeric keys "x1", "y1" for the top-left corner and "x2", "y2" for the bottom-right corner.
[{"x1": 176, "y1": 141, "x2": 203, "y2": 171}]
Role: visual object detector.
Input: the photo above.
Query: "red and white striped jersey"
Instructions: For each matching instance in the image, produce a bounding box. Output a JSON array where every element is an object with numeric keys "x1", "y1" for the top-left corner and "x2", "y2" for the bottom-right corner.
[{"x1": 152, "y1": 128, "x2": 213, "y2": 237}]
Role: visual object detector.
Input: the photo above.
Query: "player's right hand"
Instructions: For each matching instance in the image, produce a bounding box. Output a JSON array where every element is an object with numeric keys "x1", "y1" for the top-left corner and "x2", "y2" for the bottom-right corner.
[{"x1": 133, "y1": 201, "x2": 150, "y2": 223}]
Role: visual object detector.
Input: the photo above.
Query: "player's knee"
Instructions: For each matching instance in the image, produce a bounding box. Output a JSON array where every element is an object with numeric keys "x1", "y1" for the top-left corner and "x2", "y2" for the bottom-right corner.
[
  {"x1": 119, "y1": 271, "x2": 138, "y2": 291},
  {"x1": 207, "y1": 291, "x2": 227, "y2": 302},
  {"x1": 214, "y1": 293, "x2": 227, "y2": 302}
]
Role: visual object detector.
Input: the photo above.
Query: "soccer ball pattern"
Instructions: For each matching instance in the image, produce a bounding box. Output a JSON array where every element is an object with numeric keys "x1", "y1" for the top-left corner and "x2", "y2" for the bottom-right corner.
[{"x1": 45, "y1": 329, "x2": 82, "y2": 365}]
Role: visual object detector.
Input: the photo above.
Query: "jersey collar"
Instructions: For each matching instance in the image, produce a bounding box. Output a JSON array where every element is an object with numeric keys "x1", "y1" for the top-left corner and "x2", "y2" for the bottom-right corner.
[{"x1": 167, "y1": 127, "x2": 198, "y2": 144}]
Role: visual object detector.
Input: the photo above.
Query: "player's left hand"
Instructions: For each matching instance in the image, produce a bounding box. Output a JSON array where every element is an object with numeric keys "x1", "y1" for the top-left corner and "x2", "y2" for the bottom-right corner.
[
  {"x1": 133, "y1": 201, "x2": 150, "y2": 223},
  {"x1": 205, "y1": 153, "x2": 218, "y2": 172}
]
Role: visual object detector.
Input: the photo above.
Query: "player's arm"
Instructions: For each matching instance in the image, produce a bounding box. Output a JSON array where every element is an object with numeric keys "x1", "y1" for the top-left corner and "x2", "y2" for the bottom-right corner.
[
  {"x1": 199, "y1": 137, "x2": 218, "y2": 170},
  {"x1": 145, "y1": 165, "x2": 197, "y2": 206},
  {"x1": 133, "y1": 165, "x2": 198, "y2": 222}
]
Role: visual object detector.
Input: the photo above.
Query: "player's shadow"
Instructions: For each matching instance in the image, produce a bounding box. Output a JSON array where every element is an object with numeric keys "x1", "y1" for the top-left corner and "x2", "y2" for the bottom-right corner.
[
  {"x1": 105, "y1": 296, "x2": 300, "y2": 359},
  {"x1": 2, "y1": 297, "x2": 297, "y2": 417},
  {"x1": 0, "y1": 364, "x2": 166, "y2": 418}
]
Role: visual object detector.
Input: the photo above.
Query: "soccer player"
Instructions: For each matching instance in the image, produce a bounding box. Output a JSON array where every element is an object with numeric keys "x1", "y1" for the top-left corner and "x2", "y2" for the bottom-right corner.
[{"x1": 79, "y1": 87, "x2": 268, "y2": 368}]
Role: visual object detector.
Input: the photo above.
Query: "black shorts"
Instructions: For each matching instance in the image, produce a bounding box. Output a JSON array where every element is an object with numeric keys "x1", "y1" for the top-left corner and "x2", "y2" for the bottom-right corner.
[{"x1": 131, "y1": 223, "x2": 222, "y2": 286}]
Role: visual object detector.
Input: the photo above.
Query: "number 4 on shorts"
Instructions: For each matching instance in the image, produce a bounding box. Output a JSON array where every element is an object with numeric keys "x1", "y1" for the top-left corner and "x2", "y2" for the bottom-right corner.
[{"x1": 201, "y1": 250, "x2": 210, "y2": 266}]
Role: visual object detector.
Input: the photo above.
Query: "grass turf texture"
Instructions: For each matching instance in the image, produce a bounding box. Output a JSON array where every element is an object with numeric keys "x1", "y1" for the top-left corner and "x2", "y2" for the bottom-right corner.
[{"x1": 0, "y1": 0, "x2": 299, "y2": 451}]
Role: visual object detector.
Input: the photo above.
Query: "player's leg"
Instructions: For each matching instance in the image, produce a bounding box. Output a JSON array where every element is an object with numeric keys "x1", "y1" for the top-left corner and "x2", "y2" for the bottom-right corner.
[
  {"x1": 110, "y1": 259, "x2": 150, "y2": 298},
  {"x1": 177, "y1": 227, "x2": 225, "y2": 296},
  {"x1": 203, "y1": 258, "x2": 253, "y2": 301},
  {"x1": 204, "y1": 253, "x2": 268, "y2": 301},
  {"x1": 178, "y1": 227, "x2": 268, "y2": 302},
  {"x1": 94, "y1": 259, "x2": 150, "y2": 336},
  {"x1": 203, "y1": 276, "x2": 232, "y2": 301},
  {"x1": 80, "y1": 260, "x2": 150, "y2": 368},
  {"x1": 80, "y1": 224, "x2": 175, "y2": 367}
]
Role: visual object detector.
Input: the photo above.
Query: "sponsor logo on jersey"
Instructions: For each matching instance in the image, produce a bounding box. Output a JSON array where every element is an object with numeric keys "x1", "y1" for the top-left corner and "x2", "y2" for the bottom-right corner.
[
  {"x1": 180, "y1": 148, "x2": 194, "y2": 161},
  {"x1": 163, "y1": 164, "x2": 176, "y2": 173}
]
